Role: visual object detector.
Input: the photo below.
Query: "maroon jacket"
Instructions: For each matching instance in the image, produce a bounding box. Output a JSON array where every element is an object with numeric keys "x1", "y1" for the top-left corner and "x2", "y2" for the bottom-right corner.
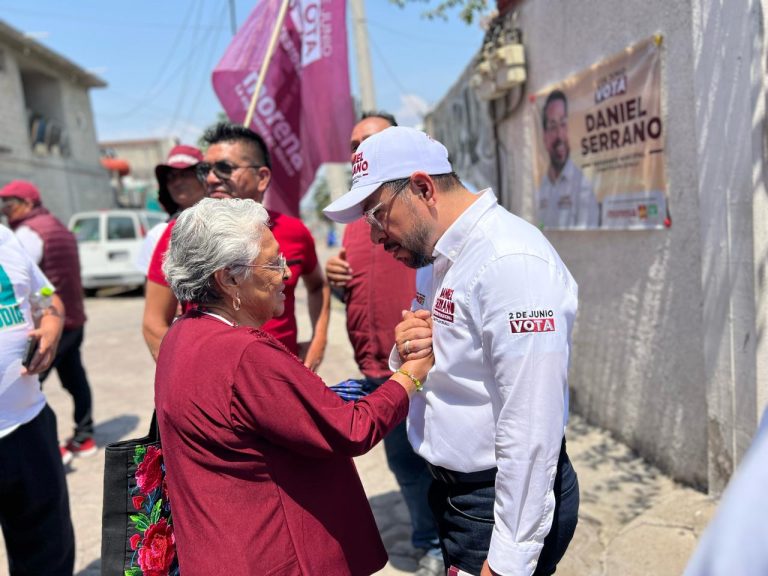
[
  {"x1": 155, "y1": 312, "x2": 409, "y2": 575},
  {"x1": 11, "y1": 206, "x2": 86, "y2": 330},
  {"x1": 342, "y1": 219, "x2": 416, "y2": 379}
]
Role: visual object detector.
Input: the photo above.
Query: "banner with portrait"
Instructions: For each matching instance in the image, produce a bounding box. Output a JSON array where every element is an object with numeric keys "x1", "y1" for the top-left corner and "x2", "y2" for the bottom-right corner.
[{"x1": 530, "y1": 36, "x2": 668, "y2": 230}]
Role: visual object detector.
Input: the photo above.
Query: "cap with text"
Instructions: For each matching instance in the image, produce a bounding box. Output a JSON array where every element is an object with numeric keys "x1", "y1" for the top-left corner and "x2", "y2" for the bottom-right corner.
[{"x1": 323, "y1": 126, "x2": 452, "y2": 223}]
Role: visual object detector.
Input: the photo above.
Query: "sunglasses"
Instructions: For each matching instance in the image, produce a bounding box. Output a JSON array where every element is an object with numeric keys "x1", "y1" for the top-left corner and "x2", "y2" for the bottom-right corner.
[{"x1": 196, "y1": 161, "x2": 263, "y2": 182}]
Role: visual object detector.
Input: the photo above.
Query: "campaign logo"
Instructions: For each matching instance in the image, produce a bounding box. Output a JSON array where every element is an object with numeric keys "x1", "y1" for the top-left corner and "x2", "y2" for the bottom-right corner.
[
  {"x1": 0, "y1": 265, "x2": 25, "y2": 330},
  {"x1": 509, "y1": 309, "x2": 556, "y2": 333},
  {"x1": 415, "y1": 292, "x2": 426, "y2": 305},
  {"x1": 434, "y1": 287, "x2": 455, "y2": 324},
  {"x1": 351, "y1": 150, "x2": 369, "y2": 184}
]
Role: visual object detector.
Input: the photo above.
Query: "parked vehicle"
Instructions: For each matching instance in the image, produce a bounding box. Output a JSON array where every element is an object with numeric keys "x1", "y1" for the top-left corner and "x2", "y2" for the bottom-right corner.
[{"x1": 68, "y1": 209, "x2": 165, "y2": 292}]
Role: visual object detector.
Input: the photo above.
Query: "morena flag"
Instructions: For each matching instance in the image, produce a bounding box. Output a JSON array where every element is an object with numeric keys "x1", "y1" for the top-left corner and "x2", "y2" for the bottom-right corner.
[{"x1": 212, "y1": 0, "x2": 354, "y2": 216}]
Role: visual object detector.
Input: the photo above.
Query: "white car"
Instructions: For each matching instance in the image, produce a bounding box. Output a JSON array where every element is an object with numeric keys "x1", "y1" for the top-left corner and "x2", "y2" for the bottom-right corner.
[{"x1": 68, "y1": 209, "x2": 166, "y2": 292}]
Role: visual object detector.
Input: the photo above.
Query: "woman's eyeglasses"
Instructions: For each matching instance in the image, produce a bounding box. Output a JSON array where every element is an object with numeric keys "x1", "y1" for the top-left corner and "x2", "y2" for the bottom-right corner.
[
  {"x1": 196, "y1": 161, "x2": 262, "y2": 182},
  {"x1": 247, "y1": 254, "x2": 287, "y2": 276}
]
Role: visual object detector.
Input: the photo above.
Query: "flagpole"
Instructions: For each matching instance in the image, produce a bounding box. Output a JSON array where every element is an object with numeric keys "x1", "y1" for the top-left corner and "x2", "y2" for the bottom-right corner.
[{"x1": 243, "y1": 0, "x2": 291, "y2": 128}]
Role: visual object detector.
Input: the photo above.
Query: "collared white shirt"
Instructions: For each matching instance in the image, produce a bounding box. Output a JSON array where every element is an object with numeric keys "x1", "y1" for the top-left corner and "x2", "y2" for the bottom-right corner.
[
  {"x1": 537, "y1": 158, "x2": 599, "y2": 229},
  {"x1": 391, "y1": 189, "x2": 578, "y2": 575}
]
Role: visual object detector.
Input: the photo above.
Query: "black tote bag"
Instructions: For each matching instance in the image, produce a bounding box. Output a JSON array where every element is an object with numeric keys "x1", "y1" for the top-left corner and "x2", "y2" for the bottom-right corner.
[{"x1": 101, "y1": 412, "x2": 179, "y2": 576}]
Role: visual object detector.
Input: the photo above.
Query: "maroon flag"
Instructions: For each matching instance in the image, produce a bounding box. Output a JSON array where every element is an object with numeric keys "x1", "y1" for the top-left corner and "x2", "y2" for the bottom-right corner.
[{"x1": 212, "y1": 0, "x2": 354, "y2": 216}]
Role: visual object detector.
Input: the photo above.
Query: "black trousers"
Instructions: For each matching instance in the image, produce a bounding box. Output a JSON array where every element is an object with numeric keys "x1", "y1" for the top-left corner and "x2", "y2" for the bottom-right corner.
[
  {"x1": 429, "y1": 440, "x2": 579, "y2": 575},
  {"x1": 40, "y1": 326, "x2": 93, "y2": 439},
  {"x1": 0, "y1": 405, "x2": 75, "y2": 576}
]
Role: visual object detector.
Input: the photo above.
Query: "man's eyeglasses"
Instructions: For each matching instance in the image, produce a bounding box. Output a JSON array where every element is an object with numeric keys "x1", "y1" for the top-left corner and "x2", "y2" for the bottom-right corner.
[
  {"x1": 196, "y1": 161, "x2": 262, "y2": 182},
  {"x1": 247, "y1": 253, "x2": 287, "y2": 276},
  {"x1": 363, "y1": 178, "x2": 410, "y2": 231},
  {"x1": 363, "y1": 201, "x2": 386, "y2": 231}
]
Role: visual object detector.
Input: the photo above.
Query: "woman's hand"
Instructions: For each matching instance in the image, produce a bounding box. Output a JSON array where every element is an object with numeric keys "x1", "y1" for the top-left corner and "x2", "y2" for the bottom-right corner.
[
  {"x1": 395, "y1": 309, "x2": 433, "y2": 362},
  {"x1": 401, "y1": 351, "x2": 434, "y2": 384}
]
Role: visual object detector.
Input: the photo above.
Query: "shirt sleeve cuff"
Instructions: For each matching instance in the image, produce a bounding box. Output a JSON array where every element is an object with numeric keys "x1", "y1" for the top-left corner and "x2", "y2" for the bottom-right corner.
[
  {"x1": 487, "y1": 530, "x2": 545, "y2": 576},
  {"x1": 388, "y1": 344, "x2": 402, "y2": 372}
]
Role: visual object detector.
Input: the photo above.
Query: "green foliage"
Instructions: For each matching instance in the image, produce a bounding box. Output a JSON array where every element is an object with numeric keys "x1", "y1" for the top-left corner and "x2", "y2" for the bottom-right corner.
[
  {"x1": 389, "y1": 0, "x2": 489, "y2": 24},
  {"x1": 133, "y1": 445, "x2": 146, "y2": 466},
  {"x1": 130, "y1": 513, "x2": 151, "y2": 532},
  {"x1": 150, "y1": 499, "x2": 163, "y2": 524}
]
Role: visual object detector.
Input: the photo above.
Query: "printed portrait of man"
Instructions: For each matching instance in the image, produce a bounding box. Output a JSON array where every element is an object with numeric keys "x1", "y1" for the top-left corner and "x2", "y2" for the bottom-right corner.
[{"x1": 537, "y1": 89, "x2": 600, "y2": 229}]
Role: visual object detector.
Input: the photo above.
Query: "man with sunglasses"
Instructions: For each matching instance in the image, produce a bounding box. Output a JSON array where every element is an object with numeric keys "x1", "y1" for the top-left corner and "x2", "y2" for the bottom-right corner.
[
  {"x1": 323, "y1": 127, "x2": 580, "y2": 576},
  {"x1": 325, "y1": 112, "x2": 443, "y2": 576},
  {"x1": 143, "y1": 123, "x2": 329, "y2": 371}
]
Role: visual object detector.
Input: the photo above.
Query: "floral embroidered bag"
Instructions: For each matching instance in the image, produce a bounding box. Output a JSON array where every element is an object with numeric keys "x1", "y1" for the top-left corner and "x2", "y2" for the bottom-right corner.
[{"x1": 101, "y1": 411, "x2": 179, "y2": 576}]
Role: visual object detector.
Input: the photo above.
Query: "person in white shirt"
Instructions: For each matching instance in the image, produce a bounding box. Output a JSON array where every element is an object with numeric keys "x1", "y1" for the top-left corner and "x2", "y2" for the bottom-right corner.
[
  {"x1": 683, "y1": 407, "x2": 768, "y2": 576},
  {"x1": 323, "y1": 127, "x2": 579, "y2": 576},
  {"x1": 0, "y1": 224, "x2": 74, "y2": 575},
  {"x1": 537, "y1": 90, "x2": 599, "y2": 229}
]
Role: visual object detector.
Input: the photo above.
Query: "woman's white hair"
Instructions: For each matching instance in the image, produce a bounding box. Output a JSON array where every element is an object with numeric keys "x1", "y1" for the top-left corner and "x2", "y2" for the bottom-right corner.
[{"x1": 162, "y1": 197, "x2": 270, "y2": 304}]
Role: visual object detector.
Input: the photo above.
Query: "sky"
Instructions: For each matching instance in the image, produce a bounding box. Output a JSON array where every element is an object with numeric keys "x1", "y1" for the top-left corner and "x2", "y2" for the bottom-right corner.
[{"x1": 0, "y1": 0, "x2": 488, "y2": 144}]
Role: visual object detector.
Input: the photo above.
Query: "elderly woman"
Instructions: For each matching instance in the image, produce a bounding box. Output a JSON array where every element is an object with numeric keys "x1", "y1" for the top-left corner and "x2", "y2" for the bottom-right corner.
[{"x1": 155, "y1": 198, "x2": 432, "y2": 575}]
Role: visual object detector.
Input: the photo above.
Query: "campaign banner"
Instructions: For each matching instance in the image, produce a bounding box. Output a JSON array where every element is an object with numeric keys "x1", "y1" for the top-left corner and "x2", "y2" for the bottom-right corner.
[
  {"x1": 529, "y1": 36, "x2": 668, "y2": 230},
  {"x1": 212, "y1": 0, "x2": 354, "y2": 217}
]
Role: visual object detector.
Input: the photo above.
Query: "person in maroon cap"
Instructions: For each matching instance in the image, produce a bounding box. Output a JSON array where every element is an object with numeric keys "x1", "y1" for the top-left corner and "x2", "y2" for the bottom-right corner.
[
  {"x1": 141, "y1": 145, "x2": 207, "y2": 358},
  {"x1": 0, "y1": 180, "x2": 95, "y2": 464},
  {"x1": 135, "y1": 144, "x2": 205, "y2": 274}
]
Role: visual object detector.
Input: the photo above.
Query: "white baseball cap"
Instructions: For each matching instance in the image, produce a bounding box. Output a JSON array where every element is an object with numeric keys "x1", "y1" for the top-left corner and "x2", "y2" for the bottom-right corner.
[{"x1": 323, "y1": 126, "x2": 452, "y2": 223}]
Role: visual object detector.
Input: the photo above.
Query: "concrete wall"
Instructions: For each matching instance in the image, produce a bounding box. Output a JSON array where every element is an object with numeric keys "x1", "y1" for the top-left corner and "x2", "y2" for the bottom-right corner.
[
  {"x1": 0, "y1": 35, "x2": 112, "y2": 223},
  {"x1": 426, "y1": 64, "x2": 499, "y2": 195},
  {"x1": 429, "y1": 0, "x2": 768, "y2": 490}
]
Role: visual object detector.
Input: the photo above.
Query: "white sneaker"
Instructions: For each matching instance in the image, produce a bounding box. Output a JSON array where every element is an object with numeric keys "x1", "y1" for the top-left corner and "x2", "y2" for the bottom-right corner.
[
  {"x1": 60, "y1": 445, "x2": 73, "y2": 466},
  {"x1": 414, "y1": 553, "x2": 445, "y2": 576}
]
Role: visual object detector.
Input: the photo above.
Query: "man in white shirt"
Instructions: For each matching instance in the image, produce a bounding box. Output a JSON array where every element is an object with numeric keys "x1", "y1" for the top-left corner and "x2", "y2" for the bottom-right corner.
[
  {"x1": 323, "y1": 127, "x2": 579, "y2": 576},
  {"x1": 537, "y1": 90, "x2": 599, "y2": 229},
  {"x1": 683, "y1": 407, "x2": 768, "y2": 576},
  {"x1": 0, "y1": 224, "x2": 74, "y2": 575}
]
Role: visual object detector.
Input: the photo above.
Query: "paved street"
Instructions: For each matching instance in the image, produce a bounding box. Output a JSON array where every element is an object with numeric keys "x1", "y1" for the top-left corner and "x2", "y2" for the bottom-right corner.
[{"x1": 2, "y1": 267, "x2": 717, "y2": 575}]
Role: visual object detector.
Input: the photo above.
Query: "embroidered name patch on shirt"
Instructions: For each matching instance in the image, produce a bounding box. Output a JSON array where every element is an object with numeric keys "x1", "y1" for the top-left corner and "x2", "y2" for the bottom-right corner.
[
  {"x1": 433, "y1": 288, "x2": 455, "y2": 324},
  {"x1": 509, "y1": 309, "x2": 556, "y2": 333}
]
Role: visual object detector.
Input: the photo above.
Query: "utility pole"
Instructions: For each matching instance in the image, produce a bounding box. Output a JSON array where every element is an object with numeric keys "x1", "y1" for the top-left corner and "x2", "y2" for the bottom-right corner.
[
  {"x1": 350, "y1": 0, "x2": 376, "y2": 110},
  {"x1": 228, "y1": 0, "x2": 237, "y2": 36}
]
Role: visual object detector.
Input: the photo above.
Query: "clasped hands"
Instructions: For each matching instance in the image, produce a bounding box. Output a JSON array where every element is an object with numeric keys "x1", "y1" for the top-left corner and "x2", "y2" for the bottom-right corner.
[{"x1": 396, "y1": 309, "x2": 433, "y2": 362}]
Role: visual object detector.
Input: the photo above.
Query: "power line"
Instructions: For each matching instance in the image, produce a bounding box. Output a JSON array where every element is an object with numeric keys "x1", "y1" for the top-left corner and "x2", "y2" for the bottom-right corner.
[
  {"x1": 98, "y1": 0, "x2": 203, "y2": 120},
  {"x1": 0, "y1": 4, "x2": 227, "y2": 31},
  {"x1": 365, "y1": 18, "x2": 476, "y2": 47},
  {"x1": 166, "y1": 0, "x2": 209, "y2": 134},
  {"x1": 176, "y1": 3, "x2": 230, "y2": 134},
  {"x1": 367, "y1": 32, "x2": 410, "y2": 97}
]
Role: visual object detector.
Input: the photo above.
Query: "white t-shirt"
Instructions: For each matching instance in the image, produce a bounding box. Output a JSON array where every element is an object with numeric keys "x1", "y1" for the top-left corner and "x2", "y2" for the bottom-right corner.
[
  {"x1": 391, "y1": 189, "x2": 578, "y2": 575},
  {"x1": 134, "y1": 222, "x2": 168, "y2": 275},
  {"x1": 14, "y1": 225, "x2": 44, "y2": 264},
  {"x1": 0, "y1": 225, "x2": 53, "y2": 437}
]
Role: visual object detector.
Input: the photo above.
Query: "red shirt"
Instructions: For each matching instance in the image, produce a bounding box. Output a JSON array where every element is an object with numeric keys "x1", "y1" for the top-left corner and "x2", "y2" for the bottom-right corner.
[
  {"x1": 147, "y1": 210, "x2": 318, "y2": 354},
  {"x1": 343, "y1": 220, "x2": 416, "y2": 378},
  {"x1": 155, "y1": 312, "x2": 408, "y2": 575}
]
